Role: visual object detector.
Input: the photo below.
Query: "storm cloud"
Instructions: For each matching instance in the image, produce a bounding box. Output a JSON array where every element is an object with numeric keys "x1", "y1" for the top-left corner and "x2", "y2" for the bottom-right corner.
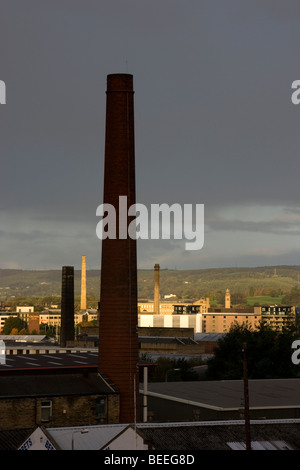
[{"x1": 1, "y1": 0, "x2": 300, "y2": 270}]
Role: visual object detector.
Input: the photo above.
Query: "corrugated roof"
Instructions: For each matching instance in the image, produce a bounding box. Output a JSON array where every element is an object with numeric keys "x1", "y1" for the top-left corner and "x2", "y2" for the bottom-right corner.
[
  {"x1": 0, "y1": 335, "x2": 51, "y2": 342},
  {"x1": 139, "y1": 336, "x2": 197, "y2": 345},
  {"x1": 194, "y1": 333, "x2": 225, "y2": 341},
  {"x1": 0, "y1": 351, "x2": 98, "y2": 372},
  {"x1": 47, "y1": 424, "x2": 128, "y2": 450}
]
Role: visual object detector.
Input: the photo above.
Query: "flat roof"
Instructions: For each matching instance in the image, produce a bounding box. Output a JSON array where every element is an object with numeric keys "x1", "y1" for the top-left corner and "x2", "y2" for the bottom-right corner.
[{"x1": 143, "y1": 379, "x2": 300, "y2": 410}]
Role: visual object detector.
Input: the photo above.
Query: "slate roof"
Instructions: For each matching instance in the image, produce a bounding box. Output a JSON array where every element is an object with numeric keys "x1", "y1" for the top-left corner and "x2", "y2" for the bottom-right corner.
[
  {"x1": 2, "y1": 419, "x2": 300, "y2": 450},
  {"x1": 0, "y1": 428, "x2": 34, "y2": 451},
  {"x1": 0, "y1": 372, "x2": 116, "y2": 398},
  {"x1": 40, "y1": 419, "x2": 300, "y2": 451},
  {"x1": 138, "y1": 420, "x2": 300, "y2": 450}
]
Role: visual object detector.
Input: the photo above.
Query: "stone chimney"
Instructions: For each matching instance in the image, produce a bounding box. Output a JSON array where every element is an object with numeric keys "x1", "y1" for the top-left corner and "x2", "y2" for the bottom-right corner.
[
  {"x1": 154, "y1": 264, "x2": 160, "y2": 314},
  {"x1": 80, "y1": 255, "x2": 87, "y2": 311}
]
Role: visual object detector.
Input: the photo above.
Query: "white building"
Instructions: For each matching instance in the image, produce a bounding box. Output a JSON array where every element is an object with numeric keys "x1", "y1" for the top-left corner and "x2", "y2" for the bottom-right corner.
[
  {"x1": 138, "y1": 313, "x2": 202, "y2": 333},
  {"x1": 16, "y1": 306, "x2": 34, "y2": 313}
]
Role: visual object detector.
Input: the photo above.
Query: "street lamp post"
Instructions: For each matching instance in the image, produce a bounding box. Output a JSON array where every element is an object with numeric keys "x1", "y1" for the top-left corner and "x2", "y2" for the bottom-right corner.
[{"x1": 242, "y1": 343, "x2": 251, "y2": 451}]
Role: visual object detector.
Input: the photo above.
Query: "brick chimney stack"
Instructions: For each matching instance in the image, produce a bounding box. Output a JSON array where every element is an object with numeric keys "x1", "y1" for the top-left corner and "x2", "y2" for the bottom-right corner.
[
  {"x1": 60, "y1": 266, "x2": 75, "y2": 347},
  {"x1": 98, "y1": 74, "x2": 139, "y2": 423}
]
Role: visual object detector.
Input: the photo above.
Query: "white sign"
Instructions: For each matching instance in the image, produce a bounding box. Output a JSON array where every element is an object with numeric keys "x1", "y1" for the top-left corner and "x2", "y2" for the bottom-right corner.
[{"x1": 18, "y1": 427, "x2": 56, "y2": 450}]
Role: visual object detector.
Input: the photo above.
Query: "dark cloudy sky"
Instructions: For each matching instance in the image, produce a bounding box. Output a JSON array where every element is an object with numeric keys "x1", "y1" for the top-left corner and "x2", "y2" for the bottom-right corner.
[{"x1": 1, "y1": 0, "x2": 300, "y2": 270}]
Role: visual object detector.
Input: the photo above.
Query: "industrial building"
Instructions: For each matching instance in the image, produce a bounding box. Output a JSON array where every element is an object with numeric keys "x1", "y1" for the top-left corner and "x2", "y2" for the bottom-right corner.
[
  {"x1": 0, "y1": 350, "x2": 119, "y2": 430},
  {"x1": 2, "y1": 418, "x2": 300, "y2": 450},
  {"x1": 141, "y1": 378, "x2": 300, "y2": 422}
]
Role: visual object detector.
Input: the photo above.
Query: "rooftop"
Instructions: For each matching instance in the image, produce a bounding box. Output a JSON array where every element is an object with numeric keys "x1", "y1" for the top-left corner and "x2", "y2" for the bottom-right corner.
[
  {"x1": 143, "y1": 379, "x2": 300, "y2": 411},
  {"x1": 0, "y1": 372, "x2": 116, "y2": 398},
  {"x1": 0, "y1": 351, "x2": 98, "y2": 374},
  {"x1": 1, "y1": 418, "x2": 300, "y2": 450},
  {"x1": 42, "y1": 419, "x2": 300, "y2": 450}
]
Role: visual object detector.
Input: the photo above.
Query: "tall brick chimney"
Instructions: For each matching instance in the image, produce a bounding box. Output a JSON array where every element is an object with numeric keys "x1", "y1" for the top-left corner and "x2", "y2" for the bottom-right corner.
[
  {"x1": 80, "y1": 255, "x2": 87, "y2": 311},
  {"x1": 154, "y1": 264, "x2": 160, "y2": 314},
  {"x1": 60, "y1": 266, "x2": 75, "y2": 347},
  {"x1": 98, "y1": 74, "x2": 139, "y2": 423}
]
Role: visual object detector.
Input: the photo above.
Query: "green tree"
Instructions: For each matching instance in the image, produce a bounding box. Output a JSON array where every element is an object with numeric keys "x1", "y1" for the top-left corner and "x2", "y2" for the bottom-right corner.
[
  {"x1": 150, "y1": 357, "x2": 198, "y2": 382},
  {"x1": 282, "y1": 286, "x2": 300, "y2": 306},
  {"x1": 2, "y1": 317, "x2": 27, "y2": 335},
  {"x1": 206, "y1": 322, "x2": 300, "y2": 380},
  {"x1": 231, "y1": 292, "x2": 247, "y2": 306}
]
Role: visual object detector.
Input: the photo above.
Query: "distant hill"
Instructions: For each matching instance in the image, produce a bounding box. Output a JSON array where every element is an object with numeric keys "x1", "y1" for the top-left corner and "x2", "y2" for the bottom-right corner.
[{"x1": 0, "y1": 265, "x2": 299, "y2": 301}]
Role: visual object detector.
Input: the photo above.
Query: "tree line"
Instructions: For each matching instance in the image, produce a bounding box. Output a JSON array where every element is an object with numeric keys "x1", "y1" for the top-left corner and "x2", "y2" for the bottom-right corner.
[{"x1": 205, "y1": 322, "x2": 300, "y2": 380}]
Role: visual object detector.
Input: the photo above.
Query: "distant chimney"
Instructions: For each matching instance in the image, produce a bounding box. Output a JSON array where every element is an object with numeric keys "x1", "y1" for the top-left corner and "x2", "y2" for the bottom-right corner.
[
  {"x1": 154, "y1": 264, "x2": 160, "y2": 314},
  {"x1": 80, "y1": 255, "x2": 87, "y2": 311},
  {"x1": 225, "y1": 289, "x2": 231, "y2": 309},
  {"x1": 98, "y1": 74, "x2": 139, "y2": 423},
  {"x1": 60, "y1": 266, "x2": 75, "y2": 347}
]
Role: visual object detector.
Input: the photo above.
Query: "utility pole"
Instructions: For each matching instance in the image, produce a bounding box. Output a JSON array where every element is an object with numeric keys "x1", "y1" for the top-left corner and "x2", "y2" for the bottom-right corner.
[{"x1": 242, "y1": 342, "x2": 251, "y2": 450}]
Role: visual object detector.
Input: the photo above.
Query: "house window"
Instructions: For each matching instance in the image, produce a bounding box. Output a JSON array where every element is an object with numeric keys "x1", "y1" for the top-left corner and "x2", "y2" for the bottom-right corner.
[
  {"x1": 95, "y1": 397, "x2": 106, "y2": 420},
  {"x1": 41, "y1": 400, "x2": 52, "y2": 422}
]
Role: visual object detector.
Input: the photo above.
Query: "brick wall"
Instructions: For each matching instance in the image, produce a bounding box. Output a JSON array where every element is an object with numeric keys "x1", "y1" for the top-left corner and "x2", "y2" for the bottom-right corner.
[
  {"x1": 139, "y1": 341, "x2": 205, "y2": 355},
  {"x1": 0, "y1": 393, "x2": 120, "y2": 431}
]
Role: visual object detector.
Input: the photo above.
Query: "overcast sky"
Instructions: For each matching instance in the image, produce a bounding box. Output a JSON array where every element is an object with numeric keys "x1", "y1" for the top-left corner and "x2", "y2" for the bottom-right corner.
[{"x1": 1, "y1": 0, "x2": 300, "y2": 271}]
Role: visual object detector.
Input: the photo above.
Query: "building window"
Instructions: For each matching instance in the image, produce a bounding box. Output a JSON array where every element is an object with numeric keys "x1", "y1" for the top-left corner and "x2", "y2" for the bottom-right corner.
[
  {"x1": 41, "y1": 400, "x2": 52, "y2": 422},
  {"x1": 95, "y1": 397, "x2": 106, "y2": 420}
]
